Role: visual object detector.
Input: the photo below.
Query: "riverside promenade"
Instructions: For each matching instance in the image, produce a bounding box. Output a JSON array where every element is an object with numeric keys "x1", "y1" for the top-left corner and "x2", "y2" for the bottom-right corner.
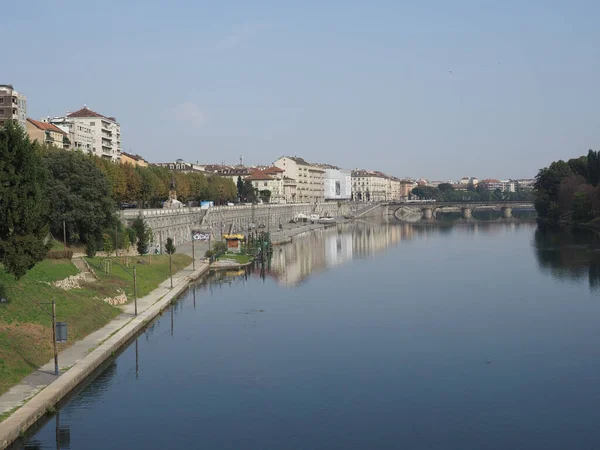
[{"x1": 0, "y1": 258, "x2": 209, "y2": 449}]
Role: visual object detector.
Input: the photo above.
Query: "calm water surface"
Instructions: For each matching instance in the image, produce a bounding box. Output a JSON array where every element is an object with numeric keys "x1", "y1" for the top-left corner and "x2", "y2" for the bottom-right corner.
[{"x1": 16, "y1": 220, "x2": 600, "y2": 450}]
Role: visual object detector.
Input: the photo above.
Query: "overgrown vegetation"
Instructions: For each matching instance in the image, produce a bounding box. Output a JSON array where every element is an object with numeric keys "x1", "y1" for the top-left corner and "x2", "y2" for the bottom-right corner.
[{"x1": 534, "y1": 149, "x2": 600, "y2": 223}]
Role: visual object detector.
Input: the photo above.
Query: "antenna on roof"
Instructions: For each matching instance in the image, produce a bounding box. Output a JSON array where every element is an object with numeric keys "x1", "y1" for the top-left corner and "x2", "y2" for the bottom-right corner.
[{"x1": 240, "y1": 154, "x2": 243, "y2": 166}]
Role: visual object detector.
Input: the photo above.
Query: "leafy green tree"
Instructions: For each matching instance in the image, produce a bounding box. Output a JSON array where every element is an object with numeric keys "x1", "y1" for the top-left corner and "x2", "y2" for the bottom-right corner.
[
  {"x1": 437, "y1": 183, "x2": 454, "y2": 193},
  {"x1": 131, "y1": 217, "x2": 150, "y2": 255},
  {"x1": 165, "y1": 237, "x2": 176, "y2": 255},
  {"x1": 0, "y1": 122, "x2": 50, "y2": 278},
  {"x1": 237, "y1": 176, "x2": 245, "y2": 200},
  {"x1": 243, "y1": 180, "x2": 258, "y2": 203},
  {"x1": 259, "y1": 189, "x2": 272, "y2": 203},
  {"x1": 587, "y1": 150, "x2": 600, "y2": 187},
  {"x1": 103, "y1": 233, "x2": 114, "y2": 255},
  {"x1": 411, "y1": 186, "x2": 438, "y2": 200},
  {"x1": 534, "y1": 160, "x2": 573, "y2": 220},
  {"x1": 573, "y1": 189, "x2": 594, "y2": 222},
  {"x1": 568, "y1": 156, "x2": 589, "y2": 182},
  {"x1": 45, "y1": 149, "x2": 116, "y2": 245},
  {"x1": 85, "y1": 235, "x2": 97, "y2": 258}
]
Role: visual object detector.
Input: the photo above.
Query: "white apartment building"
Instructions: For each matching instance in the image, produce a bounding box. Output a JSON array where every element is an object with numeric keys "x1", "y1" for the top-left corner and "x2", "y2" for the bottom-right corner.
[
  {"x1": 319, "y1": 165, "x2": 351, "y2": 201},
  {"x1": 52, "y1": 106, "x2": 121, "y2": 161},
  {"x1": 43, "y1": 116, "x2": 95, "y2": 152},
  {"x1": 273, "y1": 156, "x2": 325, "y2": 203},
  {"x1": 480, "y1": 179, "x2": 516, "y2": 192},
  {"x1": 387, "y1": 177, "x2": 403, "y2": 201},
  {"x1": 352, "y1": 170, "x2": 389, "y2": 202},
  {"x1": 0, "y1": 85, "x2": 27, "y2": 129}
]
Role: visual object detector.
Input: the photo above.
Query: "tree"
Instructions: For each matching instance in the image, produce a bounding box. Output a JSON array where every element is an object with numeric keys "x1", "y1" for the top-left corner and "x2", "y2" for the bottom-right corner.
[
  {"x1": 568, "y1": 156, "x2": 589, "y2": 182},
  {"x1": 45, "y1": 149, "x2": 116, "y2": 245},
  {"x1": 131, "y1": 217, "x2": 150, "y2": 255},
  {"x1": 587, "y1": 150, "x2": 600, "y2": 187},
  {"x1": 165, "y1": 237, "x2": 176, "y2": 255},
  {"x1": 437, "y1": 183, "x2": 454, "y2": 193},
  {"x1": 259, "y1": 189, "x2": 272, "y2": 203},
  {"x1": 165, "y1": 237, "x2": 176, "y2": 288},
  {"x1": 243, "y1": 180, "x2": 258, "y2": 203},
  {"x1": 534, "y1": 160, "x2": 573, "y2": 220},
  {"x1": 0, "y1": 122, "x2": 50, "y2": 278},
  {"x1": 411, "y1": 186, "x2": 438, "y2": 200},
  {"x1": 237, "y1": 176, "x2": 244, "y2": 201}
]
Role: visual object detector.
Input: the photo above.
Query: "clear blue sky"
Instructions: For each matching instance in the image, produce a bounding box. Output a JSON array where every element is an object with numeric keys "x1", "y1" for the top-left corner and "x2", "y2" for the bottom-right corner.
[{"x1": 6, "y1": 0, "x2": 600, "y2": 180}]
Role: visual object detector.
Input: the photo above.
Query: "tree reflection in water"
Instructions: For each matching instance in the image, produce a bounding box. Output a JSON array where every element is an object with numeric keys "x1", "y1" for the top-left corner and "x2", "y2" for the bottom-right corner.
[{"x1": 533, "y1": 224, "x2": 600, "y2": 291}]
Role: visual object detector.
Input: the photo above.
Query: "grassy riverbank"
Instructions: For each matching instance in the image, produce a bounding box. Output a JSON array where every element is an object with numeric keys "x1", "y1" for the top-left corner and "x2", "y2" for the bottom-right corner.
[
  {"x1": 86, "y1": 254, "x2": 192, "y2": 298},
  {"x1": 0, "y1": 253, "x2": 192, "y2": 397},
  {"x1": 217, "y1": 253, "x2": 253, "y2": 264}
]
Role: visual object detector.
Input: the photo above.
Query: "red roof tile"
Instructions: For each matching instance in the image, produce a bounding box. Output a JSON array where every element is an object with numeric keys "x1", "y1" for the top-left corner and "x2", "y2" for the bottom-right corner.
[
  {"x1": 67, "y1": 107, "x2": 116, "y2": 121},
  {"x1": 27, "y1": 118, "x2": 66, "y2": 135}
]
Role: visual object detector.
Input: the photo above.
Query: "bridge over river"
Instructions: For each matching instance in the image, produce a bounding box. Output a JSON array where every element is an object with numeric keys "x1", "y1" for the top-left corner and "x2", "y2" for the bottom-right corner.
[{"x1": 388, "y1": 201, "x2": 535, "y2": 220}]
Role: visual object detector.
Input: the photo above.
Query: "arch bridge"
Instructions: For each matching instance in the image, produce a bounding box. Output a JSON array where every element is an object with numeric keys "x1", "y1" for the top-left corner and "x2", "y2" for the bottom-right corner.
[{"x1": 389, "y1": 201, "x2": 535, "y2": 220}]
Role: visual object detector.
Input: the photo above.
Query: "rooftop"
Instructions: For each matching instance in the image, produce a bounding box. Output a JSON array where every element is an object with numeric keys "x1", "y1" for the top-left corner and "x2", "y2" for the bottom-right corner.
[
  {"x1": 26, "y1": 118, "x2": 66, "y2": 135},
  {"x1": 67, "y1": 106, "x2": 117, "y2": 122}
]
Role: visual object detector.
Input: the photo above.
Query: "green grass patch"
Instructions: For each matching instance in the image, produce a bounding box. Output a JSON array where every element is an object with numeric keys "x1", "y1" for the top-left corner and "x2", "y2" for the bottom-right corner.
[
  {"x1": 0, "y1": 260, "x2": 122, "y2": 396},
  {"x1": 85, "y1": 254, "x2": 192, "y2": 298},
  {"x1": 217, "y1": 253, "x2": 253, "y2": 264},
  {"x1": 0, "y1": 253, "x2": 192, "y2": 401}
]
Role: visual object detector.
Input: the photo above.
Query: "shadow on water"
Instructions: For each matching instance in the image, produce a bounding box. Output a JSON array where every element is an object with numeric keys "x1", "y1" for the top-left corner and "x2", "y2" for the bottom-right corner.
[{"x1": 533, "y1": 224, "x2": 600, "y2": 291}]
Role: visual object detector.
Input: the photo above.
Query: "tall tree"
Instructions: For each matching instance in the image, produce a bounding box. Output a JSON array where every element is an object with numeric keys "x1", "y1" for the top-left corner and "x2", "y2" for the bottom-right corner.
[
  {"x1": 45, "y1": 149, "x2": 116, "y2": 244},
  {"x1": 0, "y1": 122, "x2": 50, "y2": 278},
  {"x1": 587, "y1": 150, "x2": 600, "y2": 187},
  {"x1": 237, "y1": 176, "x2": 244, "y2": 201}
]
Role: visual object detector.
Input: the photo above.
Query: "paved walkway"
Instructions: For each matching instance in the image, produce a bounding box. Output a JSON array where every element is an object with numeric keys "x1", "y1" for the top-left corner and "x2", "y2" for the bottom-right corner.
[{"x1": 0, "y1": 257, "x2": 207, "y2": 419}]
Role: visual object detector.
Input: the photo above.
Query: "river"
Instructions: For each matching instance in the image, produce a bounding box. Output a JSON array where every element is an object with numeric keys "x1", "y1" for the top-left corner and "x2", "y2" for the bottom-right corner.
[{"x1": 14, "y1": 218, "x2": 600, "y2": 450}]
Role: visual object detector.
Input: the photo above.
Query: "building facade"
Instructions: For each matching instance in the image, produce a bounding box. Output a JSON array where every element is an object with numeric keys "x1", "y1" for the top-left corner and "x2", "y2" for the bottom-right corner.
[
  {"x1": 43, "y1": 116, "x2": 95, "y2": 152},
  {"x1": 479, "y1": 179, "x2": 516, "y2": 192},
  {"x1": 351, "y1": 170, "x2": 389, "y2": 202},
  {"x1": 273, "y1": 156, "x2": 325, "y2": 203},
  {"x1": 0, "y1": 85, "x2": 27, "y2": 129},
  {"x1": 26, "y1": 118, "x2": 67, "y2": 149},
  {"x1": 245, "y1": 170, "x2": 285, "y2": 203},
  {"x1": 51, "y1": 107, "x2": 122, "y2": 161},
  {"x1": 322, "y1": 167, "x2": 352, "y2": 201},
  {"x1": 120, "y1": 152, "x2": 148, "y2": 167}
]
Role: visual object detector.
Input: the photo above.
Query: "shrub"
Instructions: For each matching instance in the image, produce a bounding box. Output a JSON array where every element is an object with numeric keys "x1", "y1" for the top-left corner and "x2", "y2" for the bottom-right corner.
[
  {"x1": 47, "y1": 250, "x2": 74, "y2": 260},
  {"x1": 204, "y1": 249, "x2": 215, "y2": 258},
  {"x1": 85, "y1": 237, "x2": 97, "y2": 258},
  {"x1": 212, "y1": 241, "x2": 227, "y2": 255}
]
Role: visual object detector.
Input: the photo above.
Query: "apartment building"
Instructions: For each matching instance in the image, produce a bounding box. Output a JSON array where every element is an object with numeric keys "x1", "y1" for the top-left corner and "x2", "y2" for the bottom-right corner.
[
  {"x1": 351, "y1": 170, "x2": 389, "y2": 202},
  {"x1": 479, "y1": 179, "x2": 516, "y2": 192},
  {"x1": 0, "y1": 85, "x2": 27, "y2": 129},
  {"x1": 120, "y1": 152, "x2": 148, "y2": 167},
  {"x1": 43, "y1": 116, "x2": 95, "y2": 152},
  {"x1": 314, "y1": 164, "x2": 352, "y2": 201},
  {"x1": 245, "y1": 168, "x2": 285, "y2": 203},
  {"x1": 50, "y1": 106, "x2": 122, "y2": 161},
  {"x1": 273, "y1": 157, "x2": 325, "y2": 203},
  {"x1": 26, "y1": 118, "x2": 67, "y2": 149}
]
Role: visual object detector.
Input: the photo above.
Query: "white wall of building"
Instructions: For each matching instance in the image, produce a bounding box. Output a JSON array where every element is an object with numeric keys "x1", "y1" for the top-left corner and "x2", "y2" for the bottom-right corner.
[{"x1": 324, "y1": 169, "x2": 351, "y2": 200}]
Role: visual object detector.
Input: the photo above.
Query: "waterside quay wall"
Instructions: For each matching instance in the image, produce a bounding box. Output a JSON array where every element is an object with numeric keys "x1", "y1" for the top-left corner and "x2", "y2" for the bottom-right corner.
[{"x1": 120, "y1": 202, "x2": 352, "y2": 246}]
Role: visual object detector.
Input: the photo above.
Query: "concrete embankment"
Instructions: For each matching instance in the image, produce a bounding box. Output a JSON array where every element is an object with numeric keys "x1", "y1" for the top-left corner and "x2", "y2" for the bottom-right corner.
[{"x1": 0, "y1": 263, "x2": 209, "y2": 450}]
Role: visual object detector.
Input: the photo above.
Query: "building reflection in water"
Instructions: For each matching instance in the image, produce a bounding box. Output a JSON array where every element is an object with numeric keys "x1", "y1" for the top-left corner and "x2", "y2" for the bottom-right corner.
[{"x1": 264, "y1": 222, "x2": 411, "y2": 286}]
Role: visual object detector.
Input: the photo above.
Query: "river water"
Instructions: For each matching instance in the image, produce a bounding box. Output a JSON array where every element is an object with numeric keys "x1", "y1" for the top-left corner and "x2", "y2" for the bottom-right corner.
[{"x1": 15, "y1": 218, "x2": 600, "y2": 450}]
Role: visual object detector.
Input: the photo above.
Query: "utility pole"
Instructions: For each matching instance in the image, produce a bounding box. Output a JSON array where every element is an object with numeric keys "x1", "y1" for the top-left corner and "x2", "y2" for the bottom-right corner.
[
  {"x1": 115, "y1": 224, "x2": 118, "y2": 257},
  {"x1": 52, "y1": 300, "x2": 58, "y2": 376},
  {"x1": 159, "y1": 231, "x2": 163, "y2": 255},
  {"x1": 133, "y1": 265, "x2": 138, "y2": 316},
  {"x1": 191, "y1": 236, "x2": 195, "y2": 270},
  {"x1": 169, "y1": 250, "x2": 173, "y2": 288},
  {"x1": 62, "y1": 221, "x2": 67, "y2": 251}
]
